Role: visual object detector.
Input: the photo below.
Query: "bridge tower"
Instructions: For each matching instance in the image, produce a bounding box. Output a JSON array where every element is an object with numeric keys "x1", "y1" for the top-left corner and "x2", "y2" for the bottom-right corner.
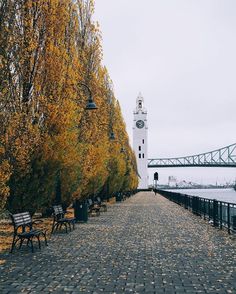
[{"x1": 133, "y1": 93, "x2": 148, "y2": 189}]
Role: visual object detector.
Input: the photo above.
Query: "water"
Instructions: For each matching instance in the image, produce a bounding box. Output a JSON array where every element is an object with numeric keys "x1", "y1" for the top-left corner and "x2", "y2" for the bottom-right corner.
[{"x1": 167, "y1": 188, "x2": 236, "y2": 204}]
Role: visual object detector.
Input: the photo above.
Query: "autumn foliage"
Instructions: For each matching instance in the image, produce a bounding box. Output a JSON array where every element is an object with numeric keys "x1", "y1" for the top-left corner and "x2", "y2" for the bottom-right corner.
[{"x1": 0, "y1": 0, "x2": 138, "y2": 213}]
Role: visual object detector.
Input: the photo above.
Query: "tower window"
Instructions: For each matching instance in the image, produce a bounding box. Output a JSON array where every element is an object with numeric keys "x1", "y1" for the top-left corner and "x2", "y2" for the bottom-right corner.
[
  {"x1": 139, "y1": 154, "x2": 141, "y2": 158},
  {"x1": 142, "y1": 139, "x2": 144, "y2": 144},
  {"x1": 139, "y1": 146, "x2": 141, "y2": 151},
  {"x1": 143, "y1": 154, "x2": 144, "y2": 158}
]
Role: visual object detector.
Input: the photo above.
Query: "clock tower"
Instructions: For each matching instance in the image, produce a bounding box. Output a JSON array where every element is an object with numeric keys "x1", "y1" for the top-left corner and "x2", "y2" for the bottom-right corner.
[{"x1": 133, "y1": 93, "x2": 148, "y2": 189}]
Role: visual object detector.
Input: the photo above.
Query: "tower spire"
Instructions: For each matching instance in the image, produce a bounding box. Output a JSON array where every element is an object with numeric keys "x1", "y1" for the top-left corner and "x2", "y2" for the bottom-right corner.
[{"x1": 135, "y1": 92, "x2": 146, "y2": 113}]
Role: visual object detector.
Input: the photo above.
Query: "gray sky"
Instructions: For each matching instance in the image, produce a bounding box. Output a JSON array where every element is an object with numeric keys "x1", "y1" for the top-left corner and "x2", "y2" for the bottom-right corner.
[{"x1": 94, "y1": 0, "x2": 236, "y2": 185}]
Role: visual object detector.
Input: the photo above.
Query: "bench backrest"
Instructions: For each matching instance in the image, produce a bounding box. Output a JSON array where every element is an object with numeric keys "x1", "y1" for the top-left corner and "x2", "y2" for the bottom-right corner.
[
  {"x1": 53, "y1": 205, "x2": 65, "y2": 220},
  {"x1": 10, "y1": 212, "x2": 32, "y2": 231},
  {"x1": 87, "y1": 199, "x2": 93, "y2": 206}
]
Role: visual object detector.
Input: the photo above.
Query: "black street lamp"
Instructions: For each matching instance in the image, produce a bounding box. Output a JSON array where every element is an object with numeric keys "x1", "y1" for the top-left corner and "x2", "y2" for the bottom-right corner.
[
  {"x1": 73, "y1": 82, "x2": 98, "y2": 222},
  {"x1": 55, "y1": 83, "x2": 96, "y2": 214},
  {"x1": 104, "y1": 131, "x2": 115, "y2": 200},
  {"x1": 79, "y1": 83, "x2": 97, "y2": 110},
  {"x1": 105, "y1": 94, "x2": 116, "y2": 200},
  {"x1": 120, "y1": 147, "x2": 125, "y2": 153},
  {"x1": 109, "y1": 130, "x2": 115, "y2": 141}
]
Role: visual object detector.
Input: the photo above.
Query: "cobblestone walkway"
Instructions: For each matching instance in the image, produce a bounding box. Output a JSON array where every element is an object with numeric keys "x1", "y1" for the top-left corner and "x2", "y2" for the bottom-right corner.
[{"x1": 1, "y1": 192, "x2": 236, "y2": 294}]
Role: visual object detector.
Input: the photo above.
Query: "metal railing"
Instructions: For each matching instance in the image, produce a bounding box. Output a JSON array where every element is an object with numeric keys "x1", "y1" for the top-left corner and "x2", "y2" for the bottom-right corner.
[{"x1": 157, "y1": 189, "x2": 236, "y2": 234}]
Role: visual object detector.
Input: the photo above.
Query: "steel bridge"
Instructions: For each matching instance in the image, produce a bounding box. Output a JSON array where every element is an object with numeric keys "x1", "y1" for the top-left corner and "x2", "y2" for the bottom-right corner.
[{"x1": 148, "y1": 143, "x2": 236, "y2": 168}]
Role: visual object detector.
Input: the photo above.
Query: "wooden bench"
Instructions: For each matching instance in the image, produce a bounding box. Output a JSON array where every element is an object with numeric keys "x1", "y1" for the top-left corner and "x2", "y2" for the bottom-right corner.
[
  {"x1": 87, "y1": 199, "x2": 100, "y2": 216},
  {"x1": 95, "y1": 197, "x2": 107, "y2": 212},
  {"x1": 9, "y1": 212, "x2": 47, "y2": 253},
  {"x1": 51, "y1": 205, "x2": 76, "y2": 233}
]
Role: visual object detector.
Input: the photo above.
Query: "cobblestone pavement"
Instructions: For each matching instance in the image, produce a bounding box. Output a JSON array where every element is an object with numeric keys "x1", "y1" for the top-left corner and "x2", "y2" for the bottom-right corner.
[{"x1": 1, "y1": 192, "x2": 236, "y2": 294}]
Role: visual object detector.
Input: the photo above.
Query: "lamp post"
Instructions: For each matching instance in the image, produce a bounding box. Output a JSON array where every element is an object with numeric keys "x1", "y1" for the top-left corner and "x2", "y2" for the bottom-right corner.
[
  {"x1": 107, "y1": 90, "x2": 115, "y2": 140},
  {"x1": 54, "y1": 83, "x2": 97, "y2": 220},
  {"x1": 74, "y1": 82, "x2": 98, "y2": 222},
  {"x1": 104, "y1": 130, "x2": 115, "y2": 200},
  {"x1": 120, "y1": 147, "x2": 131, "y2": 199},
  {"x1": 91, "y1": 89, "x2": 115, "y2": 141},
  {"x1": 97, "y1": 90, "x2": 116, "y2": 201},
  {"x1": 95, "y1": 120, "x2": 115, "y2": 201}
]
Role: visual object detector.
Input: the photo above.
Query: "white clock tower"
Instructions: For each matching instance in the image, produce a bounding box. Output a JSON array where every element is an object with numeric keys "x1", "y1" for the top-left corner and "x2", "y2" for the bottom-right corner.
[{"x1": 133, "y1": 93, "x2": 148, "y2": 189}]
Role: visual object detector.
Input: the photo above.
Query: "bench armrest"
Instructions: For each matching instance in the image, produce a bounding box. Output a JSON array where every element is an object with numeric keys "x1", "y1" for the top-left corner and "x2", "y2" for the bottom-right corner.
[{"x1": 32, "y1": 219, "x2": 43, "y2": 225}]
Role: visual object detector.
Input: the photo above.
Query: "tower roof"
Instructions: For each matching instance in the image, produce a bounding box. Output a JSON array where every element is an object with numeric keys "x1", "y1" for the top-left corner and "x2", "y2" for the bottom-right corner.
[
  {"x1": 136, "y1": 92, "x2": 144, "y2": 103},
  {"x1": 135, "y1": 92, "x2": 147, "y2": 113}
]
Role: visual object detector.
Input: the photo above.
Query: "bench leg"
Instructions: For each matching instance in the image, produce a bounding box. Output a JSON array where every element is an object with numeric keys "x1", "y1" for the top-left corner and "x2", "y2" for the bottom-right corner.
[
  {"x1": 51, "y1": 224, "x2": 55, "y2": 234},
  {"x1": 43, "y1": 231, "x2": 48, "y2": 246},
  {"x1": 64, "y1": 223, "x2": 68, "y2": 233},
  {"x1": 29, "y1": 238, "x2": 34, "y2": 253},
  {"x1": 55, "y1": 223, "x2": 60, "y2": 232},
  {"x1": 37, "y1": 235, "x2": 41, "y2": 249},
  {"x1": 19, "y1": 239, "x2": 24, "y2": 250},
  {"x1": 10, "y1": 235, "x2": 18, "y2": 253},
  {"x1": 51, "y1": 221, "x2": 59, "y2": 234}
]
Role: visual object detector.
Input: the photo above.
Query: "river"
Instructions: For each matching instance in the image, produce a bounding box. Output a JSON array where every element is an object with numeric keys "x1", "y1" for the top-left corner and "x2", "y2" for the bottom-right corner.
[{"x1": 167, "y1": 188, "x2": 236, "y2": 204}]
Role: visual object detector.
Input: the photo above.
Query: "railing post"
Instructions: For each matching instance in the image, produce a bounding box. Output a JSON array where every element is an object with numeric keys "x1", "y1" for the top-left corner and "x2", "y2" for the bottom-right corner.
[
  {"x1": 184, "y1": 195, "x2": 188, "y2": 209},
  {"x1": 208, "y1": 200, "x2": 211, "y2": 221},
  {"x1": 203, "y1": 199, "x2": 206, "y2": 220},
  {"x1": 219, "y1": 202, "x2": 222, "y2": 229},
  {"x1": 196, "y1": 197, "x2": 200, "y2": 215},
  {"x1": 192, "y1": 196, "x2": 200, "y2": 215},
  {"x1": 196, "y1": 196, "x2": 200, "y2": 215},
  {"x1": 192, "y1": 196, "x2": 196, "y2": 214},
  {"x1": 190, "y1": 196, "x2": 192, "y2": 211},
  {"x1": 213, "y1": 199, "x2": 218, "y2": 227},
  {"x1": 232, "y1": 215, "x2": 236, "y2": 232},
  {"x1": 227, "y1": 203, "x2": 231, "y2": 234},
  {"x1": 199, "y1": 198, "x2": 203, "y2": 217}
]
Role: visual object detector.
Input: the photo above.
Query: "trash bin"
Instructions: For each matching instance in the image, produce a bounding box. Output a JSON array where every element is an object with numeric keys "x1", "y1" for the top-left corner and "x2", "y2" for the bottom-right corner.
[
  {"x1": 115, "y1": 194, "x2": 119, "y2": 202},
  {"x1": 74, "y1": 200, "x2": 88, "y2": 222},
  {"x1": 116, "y1": 192, "x2": 122, "y2": 202}
]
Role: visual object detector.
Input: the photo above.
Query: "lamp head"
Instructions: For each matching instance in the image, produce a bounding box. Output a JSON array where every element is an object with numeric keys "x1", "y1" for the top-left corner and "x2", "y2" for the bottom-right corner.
[
  {"x1": 109, "y1": 131, "x2": 115, "y2": 141},
  {"x1": 120, "y1": 147, "x2": 125, "y2": 153},
  {"x1": 85, "y1": 99, "x2": 98, "y2": 110}
]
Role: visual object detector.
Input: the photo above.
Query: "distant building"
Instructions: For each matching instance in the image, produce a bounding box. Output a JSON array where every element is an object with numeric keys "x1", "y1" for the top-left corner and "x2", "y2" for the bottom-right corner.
[
  {"x1": 168, "y1": 176, "x2": 177, "y2": 187},
  {"x1": 133, "y1": 93, "x2": 148, "y2": 189}
]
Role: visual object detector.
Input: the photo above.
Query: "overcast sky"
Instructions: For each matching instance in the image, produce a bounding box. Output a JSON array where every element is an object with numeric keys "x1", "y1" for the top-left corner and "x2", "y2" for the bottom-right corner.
[{"x1": 94, "y1": 0, "x2": 236, "y2": 185}]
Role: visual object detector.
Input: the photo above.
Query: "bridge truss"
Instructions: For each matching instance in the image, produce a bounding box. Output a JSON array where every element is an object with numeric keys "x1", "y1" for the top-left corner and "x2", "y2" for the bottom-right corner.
[{"x1": 148, "y1": 143, "x2": 236, "y2": 168}]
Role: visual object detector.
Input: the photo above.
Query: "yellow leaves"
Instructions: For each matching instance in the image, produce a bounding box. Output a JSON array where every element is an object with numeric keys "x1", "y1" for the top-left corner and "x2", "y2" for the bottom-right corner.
[
  {"x1": 0, "y1": 160, "x2": 11, "y2": 209},
  {"x1": 4, "y1": 113, "x2": 41, "y2": 176},
  {"x1": 0, "y1": 129, "x2": 11, "y2": 210},
  {"x1": 0, "y1": 0, "x2": 138, "y2": 212}
]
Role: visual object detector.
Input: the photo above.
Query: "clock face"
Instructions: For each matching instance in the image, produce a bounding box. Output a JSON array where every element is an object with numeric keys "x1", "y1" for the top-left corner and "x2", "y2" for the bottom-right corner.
[{"x1": 136, "y1": 120, "x2": 144, "y2": 129}]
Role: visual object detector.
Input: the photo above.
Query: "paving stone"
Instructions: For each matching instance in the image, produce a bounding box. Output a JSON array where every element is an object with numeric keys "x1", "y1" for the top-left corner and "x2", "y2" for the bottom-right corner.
[{"x1": 0, "y1": 192, "x2": 236, "y2": 293}]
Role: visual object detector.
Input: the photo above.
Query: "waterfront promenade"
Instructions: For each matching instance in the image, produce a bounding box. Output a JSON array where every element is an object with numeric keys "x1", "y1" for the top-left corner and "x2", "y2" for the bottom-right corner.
[{"x1": 0, "y1": 192, "x2": 236, "y2": 293}]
